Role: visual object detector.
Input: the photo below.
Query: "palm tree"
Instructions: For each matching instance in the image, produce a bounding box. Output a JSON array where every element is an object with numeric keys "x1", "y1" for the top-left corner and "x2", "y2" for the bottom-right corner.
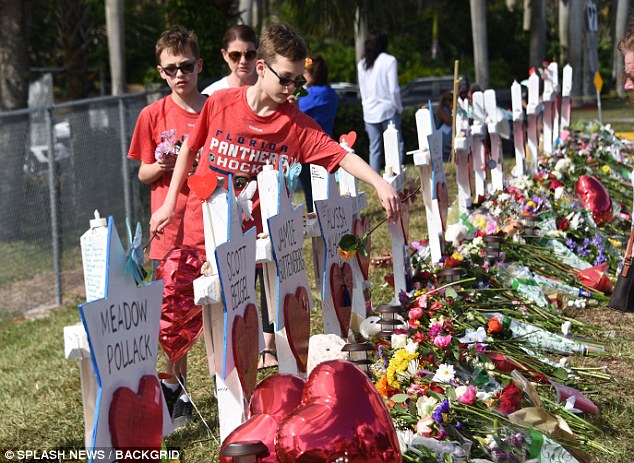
[{"x1": 470, "y1": 0, "x2": 489, "y2": 88}]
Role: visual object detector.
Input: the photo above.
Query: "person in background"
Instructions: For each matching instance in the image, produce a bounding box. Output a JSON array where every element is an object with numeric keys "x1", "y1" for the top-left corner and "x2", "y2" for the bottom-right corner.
[
  {"x1": 357, "y1": 28, "x2": 404, "y2": 173},
  {"x1": 437, "y1": 90, "x2": 453, "y2": 161},
  {"x1": 298, "y1": 54, "x2": 339, "y2": 213},
  {"x1": 128, "y1": 25, "x2": 206, "y2": 429},
  {"x1": 202, "y1": 24, "x2": 258, "y2": 95},
  {"x1": 619, "y1": 20, "x2": 634, "y2": 92},
  {"x1": 149, "y1": 23, "x2": 401, "y2": 371}
]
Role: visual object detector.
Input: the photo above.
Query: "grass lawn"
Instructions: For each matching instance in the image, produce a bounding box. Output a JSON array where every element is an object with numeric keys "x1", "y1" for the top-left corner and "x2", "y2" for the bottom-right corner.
[{"x1": 2, "y1": 98, "x2": 634, "y2": 461}]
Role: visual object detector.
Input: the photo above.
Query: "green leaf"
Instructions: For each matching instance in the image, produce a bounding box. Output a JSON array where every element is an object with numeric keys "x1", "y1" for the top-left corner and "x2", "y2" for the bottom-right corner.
[
  {"x1": 445, "y1": 286, "x2": 458, "y2": 299},
  {"x1": 390, "y1": 393, "x2": 410, "y2": 403},
  {"x1": 293, "y1": 86, "x2": 308, "y2": 99}
]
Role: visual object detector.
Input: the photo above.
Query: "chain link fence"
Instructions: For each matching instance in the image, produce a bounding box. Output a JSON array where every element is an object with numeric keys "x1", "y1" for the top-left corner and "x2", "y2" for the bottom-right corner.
[{"x1": 0, "y1": 88, "x2": 169, "y2": 320}]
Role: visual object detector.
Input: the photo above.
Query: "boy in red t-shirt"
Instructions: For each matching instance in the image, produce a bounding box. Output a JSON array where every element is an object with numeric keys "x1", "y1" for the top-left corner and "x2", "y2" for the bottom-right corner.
[
  {"x1": 150, "y1": 22, "x2": 401, "y2": 366},
  {"x1": 128, "y1": 25, "x2": 206, "y2": 429}
]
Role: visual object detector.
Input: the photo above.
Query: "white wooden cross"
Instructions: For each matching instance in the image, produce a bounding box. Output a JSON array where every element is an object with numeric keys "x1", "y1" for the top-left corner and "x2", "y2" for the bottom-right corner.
[
  {"x1": 313, "y1": 173, "x2": 355, "y2": 338},
  {"x1": 454, "y1": 96, "x2": 472, "y2": 212},
  {"x1": 549, "y1": 62, "x2": 560, "y2": 145},
  {"x1": 542, "y1": 64, "x2": 555, "y2": 154},
  {"x1": 526, "y1": 71, "x2": 543, "y2": 175},
  {"x1": 383, "y1": 121, "x2": 412, "y2": 302},
  {"x1": 265, "y1": 170, "x2": 314, "y2": 376},
  {"x1": 213, "y1": 178, "x2": 260, "y2": 440},
  {"x1": 484, "y1": 89, "x2": 504, "y2": 192},
  {"x1": 337, "y1": 137, "x2": 371, "y2": 331},
  {"x1": 410, "y1": 105, "x2": 444, "y2": 263},
  {"x1": 470, "y1": 91, "x2": 488, "y2": 199},
  {"x1": 560, "y1": 64, "x2": 573, "y2": 134},
  {"x1": 511, "y1": 80, "x2": 526, "y2": 177},
  {"x1": 78, "y1": 217, "x2": 167, "y2": 462}
]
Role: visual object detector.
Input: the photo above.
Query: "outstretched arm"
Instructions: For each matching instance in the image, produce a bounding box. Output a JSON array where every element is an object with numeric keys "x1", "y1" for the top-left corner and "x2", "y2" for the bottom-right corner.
[{"x1": 338, "y1": 151, "x2": 401, "y2": 223}]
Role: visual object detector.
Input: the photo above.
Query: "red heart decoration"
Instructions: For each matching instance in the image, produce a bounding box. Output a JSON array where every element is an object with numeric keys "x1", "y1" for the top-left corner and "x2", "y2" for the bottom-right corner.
[
  {"x1": 277, "y1": 360, "x2": 401, "y2": 462},
  {"x1": 232, "y1": 303, "x2": 260, "y2": 399},
  {"x1": 330, "y1": 262, "x2": 353, "y2": 336},
  {"x1": 575, "y1": 175, "x2": 613, "y2": 225},
  {"x1": 109, "y1": 375, "x2": 163, "y2": 462},
  {"x1": 284, "y1": 287, "x2": 311, "y2": 373},
  {"x1": 187, "y1": 173, "x2": 218, "y2": 200},
  {"x1": 436, "y1": 182, "x2": 449, "y2": 230},
  {"x1": 220, "y1": 375, "x2": 306, "y2": 463},
  {"x1": 353, "y1": 218, "x2": 371, "y2": 280},
  {"x1": 339, "y1": 131, "x2": 357, "y2": 148}
]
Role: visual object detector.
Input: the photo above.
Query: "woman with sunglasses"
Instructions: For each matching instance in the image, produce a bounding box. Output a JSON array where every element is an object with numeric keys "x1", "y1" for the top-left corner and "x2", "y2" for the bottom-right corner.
[{"x1": 202, "y1": 25, "x2": 258, "y2": 96}]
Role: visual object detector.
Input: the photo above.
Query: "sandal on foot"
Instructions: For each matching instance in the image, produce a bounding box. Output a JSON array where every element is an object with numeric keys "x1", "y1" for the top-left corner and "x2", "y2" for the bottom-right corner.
[{"x1": 257, "y1": 349, "x2": 278, "y2": 369}]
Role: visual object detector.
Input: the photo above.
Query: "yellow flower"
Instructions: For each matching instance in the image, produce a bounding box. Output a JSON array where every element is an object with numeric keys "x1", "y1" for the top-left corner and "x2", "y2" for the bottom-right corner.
[
  {"x1": 305, "y1": 57, "x2": 313, "y2": 70},
  {"x1": 608, "y1": 238, "x2": 622, "y2": 248},
  {"x1": 451, "y1": 252, "x2": 464, "y2": 262},
  {"x1": 601, "y1": 164, "x2": 611, "y2": 174},
  {"x1": 386, "y1": 348, "x2": 418, "y2": 388}
]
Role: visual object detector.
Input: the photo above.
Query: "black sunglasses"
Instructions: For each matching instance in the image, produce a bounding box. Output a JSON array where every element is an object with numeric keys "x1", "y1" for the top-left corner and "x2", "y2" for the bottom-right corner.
[
  {"x1": 227, "y1": 50, "x2": 257, "y2": 62},
  {"x1": 264, "y1": 62, "x2": 307, "y2": 88},
  {"x1": 160, "y1": 62, "x2": 196, "y2": 77}
]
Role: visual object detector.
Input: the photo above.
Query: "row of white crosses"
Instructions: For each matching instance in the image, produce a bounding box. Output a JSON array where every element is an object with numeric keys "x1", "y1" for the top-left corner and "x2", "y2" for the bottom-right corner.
[{"x1": 452, "y1": 63, "x2": 574, "y2": 213}]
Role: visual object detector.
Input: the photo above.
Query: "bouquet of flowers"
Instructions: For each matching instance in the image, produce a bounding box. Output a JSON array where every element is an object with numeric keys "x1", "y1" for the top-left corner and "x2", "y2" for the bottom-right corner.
[{"x1": 154, "y1": 129, "x2": 184, "y2": 162}]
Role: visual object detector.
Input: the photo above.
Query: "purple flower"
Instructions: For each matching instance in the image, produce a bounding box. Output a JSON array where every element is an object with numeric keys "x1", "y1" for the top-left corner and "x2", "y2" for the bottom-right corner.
[{"x1": 432, "y1": 399, "x2": 450, "y2": 423}]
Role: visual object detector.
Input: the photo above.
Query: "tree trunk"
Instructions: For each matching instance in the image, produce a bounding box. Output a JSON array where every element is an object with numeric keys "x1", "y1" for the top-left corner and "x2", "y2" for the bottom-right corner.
[
  {"x1": 529, "y1": 0, "x2": 546, "y2": 68},
  {"x1": 105, "y1": 0, "x2": 125, "y2": 95},
  {"x1": 58, "y1": 0, "x2": 88, "y2": 100},
  {"x1": 239, "y1": 0, "x2": 254, "y2": 27},
  {"x1": 559, "y1": 0, "x2": 569, "y2": 64},
  {"x1": 470, "y1": 0, "x2": 489, "y2": 89},
  {"x1": 568, "y1": 0, "x2": 586, "y2": 103},
  {"x1": 354, "y1": 7, "x2": 368, "y2": 67},
  {"x1": 613, "y1": 0, "x2": 629, "y2": 98},
  {"x1": 0, "y1": 0, "x2": 31, "y2": 240}
]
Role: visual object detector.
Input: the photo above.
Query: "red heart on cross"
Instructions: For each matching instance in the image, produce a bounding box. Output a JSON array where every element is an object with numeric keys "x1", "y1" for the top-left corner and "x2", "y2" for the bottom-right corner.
[
  {"x1": 187, "y1": 173, "x2": 218, "y2": 201},
  {"x1": 330, "y1": 262, "x2": 353, "y2": 337},
  {"x1": 436, "y1": 182, "x2": 449, "y2": 230},
  {"x1": 232, "y1": 303, "x2": 260, "y2": 400},
  {"x1": 353, "y1": 218, "x2": 371, "y2": 280},
  {"x1": 284, "y1": 286, "x2": 311, "y2": 373},
  {"x1": 109, "y1": 375, "x2": 163, "y2": 462},
  {"x1": 339, "y1": 131, "x2": 357, "y2": 149}
]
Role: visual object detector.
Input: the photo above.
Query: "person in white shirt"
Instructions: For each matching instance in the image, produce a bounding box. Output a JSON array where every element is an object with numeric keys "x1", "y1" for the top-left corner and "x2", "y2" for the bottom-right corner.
[
  {"x1": 202, "y1": 25, "x2": 258, "y2": 96},
  {"x1": 357, "y1": 28, "x2": 404, "y2": 173}
]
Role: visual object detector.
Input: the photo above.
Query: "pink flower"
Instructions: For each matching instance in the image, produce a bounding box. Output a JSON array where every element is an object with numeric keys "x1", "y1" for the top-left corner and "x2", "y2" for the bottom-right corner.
[
  {"x1": 416, "y1": 417, "x2": 435, "y2": 437},
  {"x1": 457, "y1": 385, "x2": 477, "y2": 405},
  {"x1": 433, "y1": 334, "x2": 452, "y2": 349},
  {"x1": 409, "y1": 307, "x2": 424, "y2": 321}
]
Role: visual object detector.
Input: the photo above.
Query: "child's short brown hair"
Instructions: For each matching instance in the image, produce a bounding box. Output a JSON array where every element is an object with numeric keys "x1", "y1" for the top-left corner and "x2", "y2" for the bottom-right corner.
[
  {"x1": 257, "y1": 22, "x2": 307, "y2": 63},
  {"x1": 155, "y1": 26, "x2": 200, "y2": 63}
]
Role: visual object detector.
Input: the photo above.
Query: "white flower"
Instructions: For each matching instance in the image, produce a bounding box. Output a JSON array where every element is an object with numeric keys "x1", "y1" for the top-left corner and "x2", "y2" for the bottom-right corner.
[
  {"x1": 554, "y1": 186, "x2": 565, "y2": 200},
  {"x1": 432, "y1": 363, "x2": 455, "y2": 383},
  {"x1": 416, "y1": 395, "x2": 439, "y2": 418},
  {"x1": 558, "y1": 357, "x2": 570, "y2": 368},
  {"x1": 476, "y1": 391, "x2": 493, "y2": 401},
  {"x1": 391, "y1": 333, "x2": 408, "y2": 349},
  {"x1": 404, "y1": 341, "x2": 419, "y2": 354},
  {"x1": 554, "y1": 158, "x2": 570, "y2": 172},
  {"x1": 396, "y1": 429, "x2": 416, "y2": 453},
  {"x1": 459, "y1": 326, "x2": 487, "y2": 344},
  {"x1": 561, "y1": 321, "x2": 572, "y2": 336}
]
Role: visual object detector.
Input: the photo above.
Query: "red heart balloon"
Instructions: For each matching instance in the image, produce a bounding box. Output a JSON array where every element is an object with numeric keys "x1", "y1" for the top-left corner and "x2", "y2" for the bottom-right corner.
[
  {"x1": 575, "y1": 175, "x2": 613, "y2": 225},
  {"x1": 156, "y1": 246, "x2": 205, "y2": 362},
  {"x1": 109, "y1": 375, "x2": 163, "y2": 462},
  {"x1": 250, "y1": 374, "x2": 306, "y2": 418},
  {"x1": 330, "y1": 262, "x2": 353, "y2": 337},
  {"x1": 284, "y1": 287, "x2": 311, "y2": 373},
  {"x1": 436, "y1": 182, "x2": 449, "y2": 230},
  {"x1": 277, "y1": 360, "x2": 401, "y2": 462},
  {"x1": 221, "y1": 375, "x2": 306, "y2": 463},
  {"x1": 339, "y1": 131, "x2": 357, "y2": 148},
  {"x1": 232, "y1": 303, "x2": 260, "y2": 400},
  {"x1": 353, "y1": 218, "x2": 371, "y2": 280},
  {"x1": 187, "y1": 173, "x2": 218, "y2": 200}
]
